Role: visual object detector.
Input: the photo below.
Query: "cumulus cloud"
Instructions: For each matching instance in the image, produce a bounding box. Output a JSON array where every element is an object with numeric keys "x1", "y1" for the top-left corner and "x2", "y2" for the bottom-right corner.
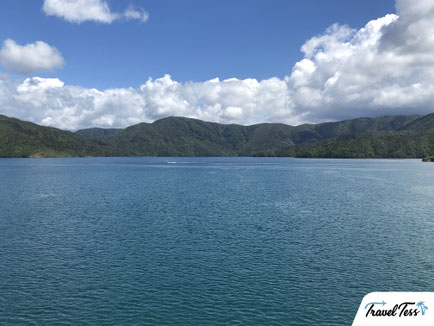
[
  {"x1": 286, "y1": 0, "x2": 434, "y2": 122},
  {"x1": 2, "y1": 0, "x2": 434, "y2": 129},
  {"x1": 0, "y1": 75, "x2": 295, "y2": 130},
  {"x1": 0, "y1": 39, "x2": 64, "y2": 75},
  {"x1": 42, "y1": 0, "x2": 149, "y2": 24}
]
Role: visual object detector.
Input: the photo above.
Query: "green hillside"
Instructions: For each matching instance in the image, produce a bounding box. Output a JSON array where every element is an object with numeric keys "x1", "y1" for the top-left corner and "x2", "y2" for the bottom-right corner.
[
  {"x1": 75, "y1": 127, "x2": 122, "y2": 138},
  {"x1": 97, "y1": 114, "x2": 422, "y2": 156},
  {"x1": 290, "y1": 114, "x2": 421, "y2": 144},
  {"x1": 400, "y1": 113, "x2": 434, "y2": 133},
  {"x1": 104, "y1": 117, "x2": 296, "y2": 156},
  {"x1": 259, "y1": 131, "x2": 434, "y2": 158},
  {"x1": 0, "y1": 115, "x2": 114, "y2": 158},
  {"x1": 106, "y1": 117, "x2": 240, "y2": 156},
  {"x1": 0, "y1": 113, "x2": 432, "y2": 158}
]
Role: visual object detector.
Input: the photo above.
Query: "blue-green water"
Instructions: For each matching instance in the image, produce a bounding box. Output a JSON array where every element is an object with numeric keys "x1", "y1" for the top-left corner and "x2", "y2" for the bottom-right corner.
[{"x1": 1, "y1": 157, "x2": 433, "y2": 325}]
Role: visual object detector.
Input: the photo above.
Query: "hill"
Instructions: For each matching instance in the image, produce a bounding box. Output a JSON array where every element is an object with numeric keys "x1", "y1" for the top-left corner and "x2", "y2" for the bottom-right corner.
[
  {"x1": 78, "y1": 114, "x2": 421, "y2": 156},
  {"x1": 259, "y1": 131, "x2": 434, "y2": 158},
  {"x1": 0, "y1": 115, "x2": 114, "y2": 158},
  {"x1": 0, "y1": 113, "x2": 432, "y2": 158},
  {"x1": 75, "y1": 127, "x2": 121, "y2": 138},
  {"x1": 400, "y1": 113, "x2": 434, "y2": 133},
  {"x1": 104, "y1": 117, "x2": 295, "y2": 156}
]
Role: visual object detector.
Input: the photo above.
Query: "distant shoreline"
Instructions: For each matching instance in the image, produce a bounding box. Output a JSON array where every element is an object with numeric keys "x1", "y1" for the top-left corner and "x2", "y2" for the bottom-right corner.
[
  {"x1": 1, "y1": 113, "x2": 434, "y2": 159},
  {"x1": 0, "y1": 156, "x2": 426, "y2": 160}
]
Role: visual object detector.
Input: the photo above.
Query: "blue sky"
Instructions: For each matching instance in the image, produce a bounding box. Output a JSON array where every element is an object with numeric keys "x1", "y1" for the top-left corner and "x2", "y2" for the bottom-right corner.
[
  {"x1": 0, "y1": 0, "x2": 394, "y2": 89},
  {"x1": 1, "y1": 0, "x2": 434, "y2": 130}
]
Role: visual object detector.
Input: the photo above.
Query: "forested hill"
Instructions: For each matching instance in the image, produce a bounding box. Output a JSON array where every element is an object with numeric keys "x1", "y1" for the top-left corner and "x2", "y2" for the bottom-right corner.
[
  {"x1": 1, "y1": 113, "x2": 433, "y2": 158},
  {"x1": 76, "y1": 114, "x2": 421, "y2": 156},
  {"x1": 0, "y1": 115, "x2": 114, "y2": 158}
]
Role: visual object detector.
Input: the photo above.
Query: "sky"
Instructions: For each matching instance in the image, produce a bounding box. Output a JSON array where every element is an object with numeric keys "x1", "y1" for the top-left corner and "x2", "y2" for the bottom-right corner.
[{"x1": 1, "y1": 0, "x2": 434, "y2": 130}]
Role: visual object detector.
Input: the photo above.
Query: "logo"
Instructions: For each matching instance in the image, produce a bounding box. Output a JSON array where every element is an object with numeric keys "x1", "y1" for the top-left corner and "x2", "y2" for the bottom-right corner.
[
  {"x1": 353, "y1": 293, "x2": 434, "y2": 325},
  {"x1": 365, "y1": 300, "x2": 428, "y2": 317}
]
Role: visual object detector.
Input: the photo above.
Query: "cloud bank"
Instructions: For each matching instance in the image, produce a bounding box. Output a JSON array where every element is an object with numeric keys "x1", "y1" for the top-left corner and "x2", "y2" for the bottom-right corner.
[
  {"x1": 0, "y1": 75, "x2": 294, "y2": 130},
  {"x1": 42, "y1": 0, "x2": 149, "y2": 24},
  {"x1": 0, "y1": 39, "x2": 64, "y2": 74},
  {"x1": 2, "y1": 0, "x2": 434, "y2": 129}
]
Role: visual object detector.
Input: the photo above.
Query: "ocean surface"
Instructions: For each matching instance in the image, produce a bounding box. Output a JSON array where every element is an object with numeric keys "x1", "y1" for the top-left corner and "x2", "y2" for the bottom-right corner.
[{"x1": 1, "y1": 157, "x2": 433, "y2": 325}]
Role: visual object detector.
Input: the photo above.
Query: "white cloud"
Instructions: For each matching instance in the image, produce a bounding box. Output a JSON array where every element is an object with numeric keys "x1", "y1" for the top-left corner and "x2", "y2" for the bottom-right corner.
[
  {"x1": 124, "y1": 5, "x2": 149, "y2": 23},
  {"x1": 0, "y1": 75, "x2": 295, "y2": 130},
  {"x1": 0, "y1": 39, "x2": 64, "y2": 75},
  {"x1": 286, "y1": 0, "x2": 434, "y2": 122},
  {"x1": 42, "y1": 0, "x2": 149, "y2": 24},
  {"x1": 2, "y1": 0, "x2": 434, "y2": 129}
]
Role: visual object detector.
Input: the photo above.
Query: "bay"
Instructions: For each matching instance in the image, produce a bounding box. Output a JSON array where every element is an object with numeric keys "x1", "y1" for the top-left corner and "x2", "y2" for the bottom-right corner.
[{"x1": 1, "y1": 157, "x2": 433, "y2": 325}]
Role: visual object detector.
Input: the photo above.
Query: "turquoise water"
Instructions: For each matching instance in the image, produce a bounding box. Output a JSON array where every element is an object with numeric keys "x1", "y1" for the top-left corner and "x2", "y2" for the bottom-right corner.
[{"x1": 1, "y1": 157, "x2": 433, "y2": 325}]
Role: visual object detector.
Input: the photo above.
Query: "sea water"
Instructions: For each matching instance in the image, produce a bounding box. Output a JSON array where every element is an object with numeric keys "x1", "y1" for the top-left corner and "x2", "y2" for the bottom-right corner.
[{"x1": 1, "y1": 157, "x2": 433, "y2": 325}]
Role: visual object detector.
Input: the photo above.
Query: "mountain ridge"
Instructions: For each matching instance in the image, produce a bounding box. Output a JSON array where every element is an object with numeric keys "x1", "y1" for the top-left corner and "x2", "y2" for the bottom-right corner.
[{"x1": 0, "y1": 113, "x2": 433, "y2": 158}]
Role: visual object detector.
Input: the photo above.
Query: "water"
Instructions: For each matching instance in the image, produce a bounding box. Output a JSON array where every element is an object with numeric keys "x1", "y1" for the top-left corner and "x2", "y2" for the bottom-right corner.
[{"x1": 1, "y1": 157, "x2": 433, "y2": 325}]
